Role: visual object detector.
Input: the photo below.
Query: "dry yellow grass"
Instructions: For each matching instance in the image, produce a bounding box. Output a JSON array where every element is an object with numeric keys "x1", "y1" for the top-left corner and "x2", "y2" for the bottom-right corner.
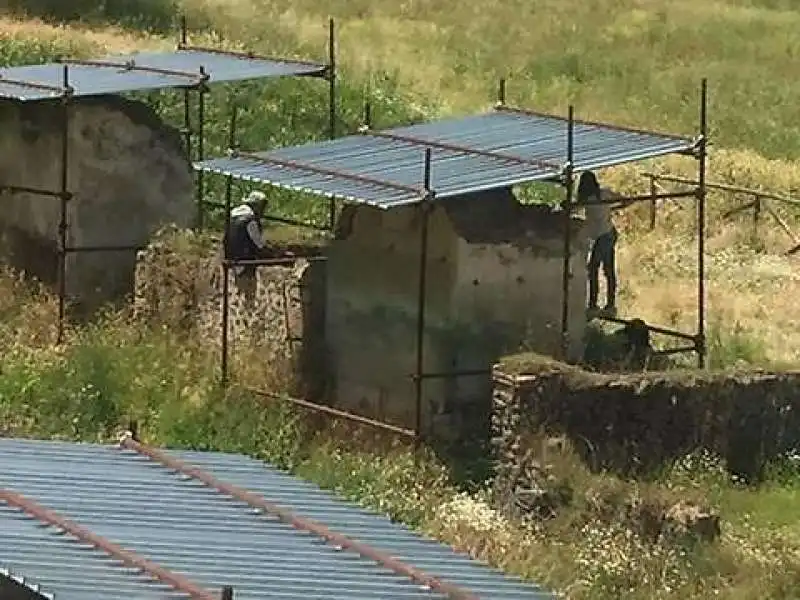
[
  {"x1": 184, "y1": 0, "x2": 800, "y2": 365},
  {"x1": 0, "y1": 14, "x2": 169, "y2": 52}
]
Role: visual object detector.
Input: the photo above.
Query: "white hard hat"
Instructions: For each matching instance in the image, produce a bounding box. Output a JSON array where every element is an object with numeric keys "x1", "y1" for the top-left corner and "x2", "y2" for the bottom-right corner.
[{"x1": 244, "y1": 190, "x2": 267, "y2": 206}]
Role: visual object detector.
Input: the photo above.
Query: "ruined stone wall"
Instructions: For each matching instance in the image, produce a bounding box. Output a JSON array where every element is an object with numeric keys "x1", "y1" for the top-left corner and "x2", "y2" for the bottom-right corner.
[
  {"x1": 0, "y1": 96, "x2": 193, "y2": 312},
  {"x1": 133, "y1": 226, "x2": 326, "y2": 395},
  {"x1": 326, "y1": 191, "x2": 588, "y2": 445},
  {"x1": 492, "y1": 354, "x2": 800, "y2": 488}
]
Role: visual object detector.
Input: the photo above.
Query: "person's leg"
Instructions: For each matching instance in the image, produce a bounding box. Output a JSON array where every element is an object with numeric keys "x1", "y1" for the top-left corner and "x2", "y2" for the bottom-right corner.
[
  {"x1": 587, "y1": 240, "x2": 602, "y2": 310},
  {"x1": 602, "y1": 232, "x2": 618, "y2": 311}
]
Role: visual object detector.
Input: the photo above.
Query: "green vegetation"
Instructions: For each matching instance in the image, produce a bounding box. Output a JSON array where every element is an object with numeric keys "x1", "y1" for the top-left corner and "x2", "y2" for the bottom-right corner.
[{"x1": 2, "y1": 1, "x2": 800, "y2": 598}]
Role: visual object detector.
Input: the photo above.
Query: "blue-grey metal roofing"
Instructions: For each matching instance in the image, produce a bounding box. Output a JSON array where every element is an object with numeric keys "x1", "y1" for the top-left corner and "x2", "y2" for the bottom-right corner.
[
  {"x1": 0, "y1": 437, "x2": 554, "y2": 600},
  {"x1": 195, "y1": 109, "x2": 694, "y2": 208},
  {"x1": 0, "y1": 49, "x2": 326, "y2": 102}
]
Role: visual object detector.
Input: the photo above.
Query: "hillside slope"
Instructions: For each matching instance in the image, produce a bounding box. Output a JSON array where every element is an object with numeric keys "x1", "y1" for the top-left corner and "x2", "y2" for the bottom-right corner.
[{"x1": 2, "y1": 1, "x2": 800, "y2": 365}]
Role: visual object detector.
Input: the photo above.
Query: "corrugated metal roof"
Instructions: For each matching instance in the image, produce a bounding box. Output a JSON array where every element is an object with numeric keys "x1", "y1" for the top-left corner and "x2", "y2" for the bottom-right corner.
[
  {"x1": 0, "y1": 49, "x2": 327, "y2": 101},
  {"x1": 0, "y1": 438, "x2": 554, "y2": 600},
  {"x1": 1, "y1": 502, "x2": 192, "y2": 600},
  {"x1": 195, "y1": 109, "x2": 694, "y2": 208}
]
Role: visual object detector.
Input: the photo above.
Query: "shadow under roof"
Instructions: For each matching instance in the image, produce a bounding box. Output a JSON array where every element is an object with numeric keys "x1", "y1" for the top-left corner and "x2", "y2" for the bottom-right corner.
[
  {"x1": 0, "y1": 48, "x2": 327, "y2": 102},
  {"x1": 194, "y1": 106, "x2": 696, "y2": 209},
  {"x1": 0, "y1": 437, "x2": 554, "y2": 600}
]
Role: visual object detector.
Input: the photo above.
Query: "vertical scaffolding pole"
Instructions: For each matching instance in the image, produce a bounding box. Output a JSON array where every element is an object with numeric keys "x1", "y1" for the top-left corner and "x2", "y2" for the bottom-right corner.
[
  {"x1": 327, "y1": 18, "x2": 337, "y2": 231},
  {"x1": 221, "y1": 105, "x2": 238, "y2": 385},
  {"x1": 56, "y1": 65, "x2": 73, "y2": 345},
  {"x1": 195, "y1": 66, "x2": 208, "y2": 230},
  {"x1": 362, "y1": 100, "x2": 372, "y2": 130},
  {"x1": 696, "y1": 78, "x2": 708, "y2": 368},
  {"x1": 559, "y1": 106, "x2": 576, "y2": 360},
  {"x1": 496, "y1": 78, "x2": 506, "y2": 107},
  {"x1": 179, "y1": 16, "x2": 192, "y2": 160},
  {"x1": 414, "y1": 148, "x2": 433, "y2": 453}
]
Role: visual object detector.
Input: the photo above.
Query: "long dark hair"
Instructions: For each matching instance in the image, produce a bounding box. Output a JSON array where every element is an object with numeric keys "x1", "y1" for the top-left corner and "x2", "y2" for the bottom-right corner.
[{"x1": 577, "y1": 170, "x2": 601, "y2": 202}]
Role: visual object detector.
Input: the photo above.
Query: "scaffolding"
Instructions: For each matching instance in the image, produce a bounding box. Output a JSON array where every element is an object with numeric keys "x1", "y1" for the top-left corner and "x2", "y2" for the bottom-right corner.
[
  {"x1": 195, "y1": 79, "x2": 709, "y2": 445},
  {"x1": 553, "y1": 80, "x2": 710, "y2": 368},
  {"x1": 0, "y1": 16, "x2": 337, "y2": 343}
]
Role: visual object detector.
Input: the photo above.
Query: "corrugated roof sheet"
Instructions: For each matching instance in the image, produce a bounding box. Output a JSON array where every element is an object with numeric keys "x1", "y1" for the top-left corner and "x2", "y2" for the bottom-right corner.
[
  {"x1": 0, "y1": 438, "x2": 554, "y2": 600},
  {"x1": 195, "y1": 108, "x2": 694, "y2": 208},
  {"x1": 0, "y1": 49, "x2": 327, "y2": 101}
]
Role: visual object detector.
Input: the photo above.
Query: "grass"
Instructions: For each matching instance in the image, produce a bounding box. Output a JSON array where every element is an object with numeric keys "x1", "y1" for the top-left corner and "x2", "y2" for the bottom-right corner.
[
  {"x1": 3, "y1": 283, "x2": 800, "y2": 599},
  {"x1": 2, "y1": 2, "x2": 800, "y2": 599}
]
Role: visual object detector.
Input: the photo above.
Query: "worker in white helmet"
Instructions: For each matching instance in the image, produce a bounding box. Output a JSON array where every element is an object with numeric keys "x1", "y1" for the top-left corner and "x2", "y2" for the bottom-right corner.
[{"x1": 223, "y1": 190, "x2": 269, "y2": 301}]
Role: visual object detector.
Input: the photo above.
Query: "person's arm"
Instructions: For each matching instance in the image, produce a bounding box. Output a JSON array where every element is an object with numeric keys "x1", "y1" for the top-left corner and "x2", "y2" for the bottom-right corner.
[
  {"x1": 245, "y1": 220, "x2": 266, "y2": 250},
  {"x1": 603, "y1": 188, "x2": 637, "y2": 212}
]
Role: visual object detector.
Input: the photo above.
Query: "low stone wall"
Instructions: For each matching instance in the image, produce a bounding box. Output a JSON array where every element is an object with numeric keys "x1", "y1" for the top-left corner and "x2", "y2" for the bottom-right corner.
[
  {"x1": 133, "y1": 226, "x2": 326, "y2": 396},
  {"x1": 492, "y1": 353, "x2": 800, "y2": 486}
]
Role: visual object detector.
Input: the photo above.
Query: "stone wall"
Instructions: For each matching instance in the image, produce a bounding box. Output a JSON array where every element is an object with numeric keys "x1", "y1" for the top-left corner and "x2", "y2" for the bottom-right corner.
[
  {"x1": 133, "y1": 226, "x2": 326, "y2": 395},
  {"x1": 492, "y1": 353, "x2": 800, "y2": 487},
  {"x1": 326, "y1": 202, "x2": 458, "y2": 432},
  {"x1": 326, "y1": 190, "x2": 588, "y2": 444},
  {"x1": 0, "y1": 96, "x2": 193, "y2": 312}
]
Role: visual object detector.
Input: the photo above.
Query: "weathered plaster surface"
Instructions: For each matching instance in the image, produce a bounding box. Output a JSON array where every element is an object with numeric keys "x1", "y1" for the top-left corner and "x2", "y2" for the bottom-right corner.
[{"x1": 0, "y1": 96, "x2": 193, "y2": 311}]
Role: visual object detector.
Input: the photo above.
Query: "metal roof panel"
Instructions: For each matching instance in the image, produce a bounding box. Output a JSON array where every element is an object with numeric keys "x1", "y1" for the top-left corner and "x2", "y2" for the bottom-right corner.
[
  {"x1": 0, "y1": 49, "x2": 326, "y2": 101},
  {"x1": 194, "y1": 109, "x2": 694, "y2": 208},
  {"x1": 0, "y1": 437, "x2": 554, "y2": 600}
]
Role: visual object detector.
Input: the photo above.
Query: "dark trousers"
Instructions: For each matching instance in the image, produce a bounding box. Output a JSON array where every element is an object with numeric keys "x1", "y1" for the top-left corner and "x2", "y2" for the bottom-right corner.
[{"x1": 588, "y1": 228, "x2": 618, "y2": 309}]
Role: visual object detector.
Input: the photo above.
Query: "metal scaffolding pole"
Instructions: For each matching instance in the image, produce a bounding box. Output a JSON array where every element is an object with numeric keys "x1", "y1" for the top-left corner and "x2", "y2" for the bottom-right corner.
[
  {"x1": 559, "y1": 105, "x2": 575, "y2": 360},
  {"x1": 414, "y1": 148, "x2": 433, "y2": 451},
  {"x1": 179, "y1": 16, "x2": 193, "y2": 160},
  {"x1": 221, "y1": 106, "x2": 238, "y2": 385},
  {"x1": 696, "y1": 78, "x2": 708, "y2": 368},
  {"x1": 195, "y1": 66, "x2": 209, "y2": 230},
  {"x1": 327, "y1": 17, "x2": 338, "y2": 231},
  {"x1": 56, "y1": 65, "x2": 74, "y2": 345}
]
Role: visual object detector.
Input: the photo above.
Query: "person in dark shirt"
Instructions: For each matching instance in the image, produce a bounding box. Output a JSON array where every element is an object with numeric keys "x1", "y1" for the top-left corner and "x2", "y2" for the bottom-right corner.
[{"x1": 223, "y1": 191, "x2": 268, "y2": 302}]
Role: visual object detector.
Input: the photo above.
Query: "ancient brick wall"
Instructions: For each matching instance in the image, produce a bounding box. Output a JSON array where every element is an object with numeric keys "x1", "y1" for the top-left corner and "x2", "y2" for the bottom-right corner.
[
  {"x1": 492, "y1": 354, "x2": 800, "y2": 487},
  {"x1": 133, "y1": 226, "x2": 326, "y2": 396}
]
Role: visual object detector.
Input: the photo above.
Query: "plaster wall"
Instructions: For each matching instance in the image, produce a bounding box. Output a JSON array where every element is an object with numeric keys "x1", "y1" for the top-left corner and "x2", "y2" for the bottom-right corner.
[
  {"x1": 0, "y1": 96, "x2": 193, "y2": 311},
  {"x1": 326, "y1": 202, "x2": 458, "y2": 431},
  {"x1": 326, "y1": 190, "x2": 589, "y2": 440}
]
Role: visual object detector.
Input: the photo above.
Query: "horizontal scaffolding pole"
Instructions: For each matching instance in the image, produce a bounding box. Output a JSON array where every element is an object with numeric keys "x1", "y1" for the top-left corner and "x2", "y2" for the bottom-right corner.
[
  {"x1": 652, "y1": 345, "x2": 697, "y2": 357},
  {"x1": 496, "y1": 104, "x2": 693, "y2": 143},
  {"x1": 597, "y1": 315, "x2": 698, "y2": 343},
  {"x1": 643, "y1": 171, "x2": 800, "y2": 207},
  {"x1": 0, "y1": 76, "x2": 67, "y2": 93},
  {"x1": 246, "y1": 387, "x2": 418, "y2": 439},
  {"x1": 202, "y1": 200, "x2": 331, "y2": 232},
  {"x1": 224, "y1": 255, "x2": 326, "y2": 267},
  {"x1": 57, "y1": 58, "x2": 204, "y2": 83},
  {"x1": 229, "y1": 149, "x2": 425, "y2": 196},
  {"x1": 575, "y1": 190, "x2": 697, "y2": 206},
  {"x1": 63, "y1": 244, "x2": 146, "y2": 253},
  {"x1": 722, "y1": 199, "x2": 760, "y2": 219},
  {"x1": 410, "y1": 369, "x2": 492, "y2": 381},
  {"x1": 263, "y1": 215, "x2": 332, "y2": 232},
  {"x1": 0, "y1": 184, "x2": 68, "y2": 198},
  {"x1": 177, "y1": 44, "x2": 328, "y2": 71},
  {"x1": 360, "y1": 128, "x2": 562, "y2": 171}
]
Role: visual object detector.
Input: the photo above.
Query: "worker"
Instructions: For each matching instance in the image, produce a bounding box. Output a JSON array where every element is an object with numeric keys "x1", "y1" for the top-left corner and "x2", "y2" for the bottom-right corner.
[
  {"x1": 577, "y1": 170, "x2": 627, "y2": 317},
  {"x1": 223, "y1": 190, "x2": 269, "y2": 302}
]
